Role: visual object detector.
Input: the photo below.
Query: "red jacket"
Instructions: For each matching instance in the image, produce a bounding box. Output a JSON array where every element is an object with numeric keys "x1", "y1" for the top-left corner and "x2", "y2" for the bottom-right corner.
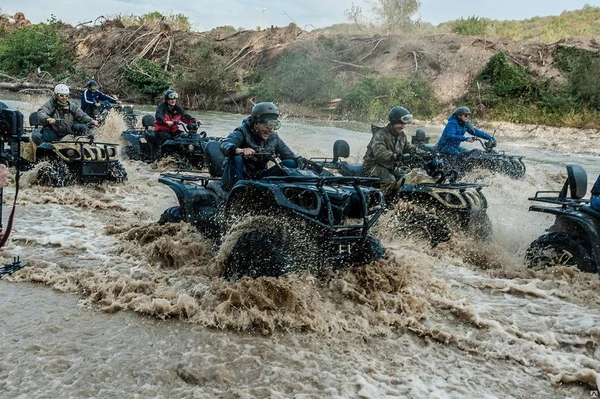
[{"x1": 154, "y1": 102, "x2": 196, "y2": 136}]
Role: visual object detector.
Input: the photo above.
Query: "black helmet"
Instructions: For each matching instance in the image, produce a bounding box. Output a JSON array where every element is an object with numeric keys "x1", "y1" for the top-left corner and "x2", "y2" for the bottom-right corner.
[
  {"x1": 164, "y1": 89, "x2": 179, "y2": 101},
  {"x1": 388, "y1": 106, "x2": 412, "y2": 125},
  {"x1": 251, "y1": 102, "x2": 279, "y2": 124},
  {"x1": 454, "y1": 106, "x2": 472, "y2": 116},
  {"x1": 86, "y1": 80, "x2": 98, "y2": 88}
]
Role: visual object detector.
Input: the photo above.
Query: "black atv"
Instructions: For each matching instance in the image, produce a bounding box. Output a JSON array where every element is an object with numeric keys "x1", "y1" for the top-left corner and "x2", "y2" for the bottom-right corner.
[
  {"x1": 122, "y1": 114, "x2": 222, "y2": 170},
  {"x1": 309, "y1": 139, "x2": 492, "y2": 246},
  {"x1": 525, "y1": 163, "x2": 600, "y2": 273},
  {"x1": 20, "y1": 112, "x2": 127, "y2": 186},
  {"x1": 411, "y1": 130, "x2": 526, "y2": 179},
  {"x1": 94, "y1": 101, "x2": 138, "y2": 130},
  {"x1": 158, "y1": 145, "x2": 387, "y2": 280}
]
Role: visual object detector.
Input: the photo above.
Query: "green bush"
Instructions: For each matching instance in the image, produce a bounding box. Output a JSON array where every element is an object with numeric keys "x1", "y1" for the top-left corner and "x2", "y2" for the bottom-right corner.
[
  {"x1": 554, "y1": 46, "x2": 600, "y2": 109},
  {"x1": 173, "y1": 39, "x2": 236, "y2": 108},
  {"x1": 452, "y1": 16, "x2": 489, "y2": 36},
  {"x1": 250, "y1": 42, "x2": 340, "y2": 106},
  {"x1": 340, "y1": 76, "x2": 440, "y2": 121},
  {"x1": 0, "y1": 21, "x2": 74, "y2": 77},
  {"x1": 122, "y1": 59, "x2": 169, "y2": 101}
]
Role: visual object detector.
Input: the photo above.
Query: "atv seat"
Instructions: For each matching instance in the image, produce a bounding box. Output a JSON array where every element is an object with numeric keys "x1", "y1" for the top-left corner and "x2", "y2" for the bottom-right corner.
[
  {"x1": 332, "y1": 140, "x2": 363, "y2": 176},
  {"x1": 411, "y1": 129, "x2": 430, "y2": 145},
  {"x1": 141, "y1": 114, "x2": 155, "y2": 131},
  {"x1": 29, "y1": 112, "x2": 41, "y2": 128},
  {"x1": 560, "y1": 164, "x2": 587, "y2": 200}
]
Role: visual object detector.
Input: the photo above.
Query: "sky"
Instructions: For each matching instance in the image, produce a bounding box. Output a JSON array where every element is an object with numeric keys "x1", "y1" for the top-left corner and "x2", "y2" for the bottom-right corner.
[{"x1": 2, "y1": 0, "x2": 600, "y2": 31}]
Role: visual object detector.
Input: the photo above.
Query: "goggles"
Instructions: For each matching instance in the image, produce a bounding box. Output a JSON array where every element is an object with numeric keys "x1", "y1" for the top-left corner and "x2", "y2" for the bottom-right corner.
[
  {"x1": 400, "y1": 114, "x2": 412, "y2": 125},
  {"x1": 57, "y1": 94, "x2": 69, "y2": 98},
  {"x1": 263, "y1": 119, "x2": 281, "y2": 130},
  {"x1": 167, "y1": 92, "x2": 179, "y2": 99}
]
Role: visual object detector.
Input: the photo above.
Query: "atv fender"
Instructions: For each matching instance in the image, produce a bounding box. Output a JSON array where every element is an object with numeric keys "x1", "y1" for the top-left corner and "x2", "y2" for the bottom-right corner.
[
  {"x1": 531, "y1": 206, "x2": 600, "y2": 273},
  {"x1": 158, "y1": 175, "x2": 223, "y2": 226}
]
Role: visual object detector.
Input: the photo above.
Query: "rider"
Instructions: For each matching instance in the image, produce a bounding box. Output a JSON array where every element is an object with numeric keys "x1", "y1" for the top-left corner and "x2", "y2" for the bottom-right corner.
[
  {"x1": 37, "y1": 84, "x2": 99, "y2": 142},
  {"x1": 220, "y1": 102, "x2": 299, "y2": 191},
  {"x1": 151, "y1": 89, "x2": 199, "y2": 160},
  {"x1": 436, "y1": 106, "x2": 495, "y2": 155},
  {"x1": 80, "y1": 80, "x2": 121, "y2": 118},
  {"x1": 363, "y1": 106, "x2": 431, "y2": 197}
]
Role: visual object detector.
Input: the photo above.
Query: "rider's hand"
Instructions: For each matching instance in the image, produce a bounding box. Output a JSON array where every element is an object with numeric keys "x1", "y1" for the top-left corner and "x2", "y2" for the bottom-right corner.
[
  {"x1": 47, "y1": 118, "x2": 56, "y2": 125},
  {"x1": 236, "y1": 148, "x2": 255, "y2": 158},
  {"x1": 95, "y1": 102, "x2": 101, "y2": 107},
  {"x1": 467, "y1": 137, "x2": 476, "y2": 143},
  {"x1": 166, "y1": 121, "x2": 174, "y2": 127},
  {"x1": 91, "y1": 120, "x2": 99, "y2": 126}
]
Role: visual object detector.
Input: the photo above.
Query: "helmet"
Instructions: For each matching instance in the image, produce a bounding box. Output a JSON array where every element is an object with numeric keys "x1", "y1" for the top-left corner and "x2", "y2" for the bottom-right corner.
[
  {"x1": 164, "y1": 89, "x2": 179, "y2": 101},
  {"x1": 86, "y1": 80, "x2": 98, "y2": 88},
  {"x1": 251, "y1": 102, "x2": 279, "y2": 124},
  {"x1": 454, "y1": 106, "x2": 472, "y2": 116},
  {"x1": 388, "y1": 106, "x2": 412, "y2": 125},
  {"x1": 54, "y1": 84, "x2": 70, "y2": 95}
]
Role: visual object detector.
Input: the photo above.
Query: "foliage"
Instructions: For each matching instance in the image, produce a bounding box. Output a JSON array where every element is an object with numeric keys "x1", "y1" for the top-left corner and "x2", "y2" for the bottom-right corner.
[
  {"x1": 111, "y1": 11, "x2": 192, "y2": 31},
  {"x1": 344, "y1": 0, "x2": 421, "y2": 34},
  {"x1": 451, "y1": 16, "x2": 489, "y2": 36},
  {"x1": 250, "y1": 42, "x2": 340, "y2": 106},
  {"x1": 340, "y1": 75, "x2": 439, "y2": 121},
  {"x1": 463, "y1": 51, "x2": 600, "y2": 127},
  {"x1": 122, "y1": 59, "x2": 170, "y2": 101},
  {"x1": 553, "y1": 46, "x2": 600, "y2": 109},
  {"x1": 173, "y1": 39, "x2": 236, "y2": 108},
  {"x1": 0, "y1": 21, "x2": 74, "y2": 77}
]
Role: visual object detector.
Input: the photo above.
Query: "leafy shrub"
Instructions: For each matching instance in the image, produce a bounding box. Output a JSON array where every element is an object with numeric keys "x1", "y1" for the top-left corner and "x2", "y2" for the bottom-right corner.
[
  {"x1": 173, "y1": 39, "x2": 236, "y2": 108},
  {"x1": 112, "y1": 11, "x2": 192, "y2": 31},
  {"x1": 452, "y1": 16, "x2": 489, "y2": 36},
  {"x1": 554, "y1": 46, "x2": 600, "y2": 109},
  {"x1": 0, "y1": 21, "x2": 74, "y2": 77},
  {"x1": 250, "y1": 42, "x2": 340, "y2": 106},
  {"x1": 122, "y1": 59, "x2": 169, "y2": 101},
  {"x1": 340, "y1": 76, "x2": 440, "y2": 121}
]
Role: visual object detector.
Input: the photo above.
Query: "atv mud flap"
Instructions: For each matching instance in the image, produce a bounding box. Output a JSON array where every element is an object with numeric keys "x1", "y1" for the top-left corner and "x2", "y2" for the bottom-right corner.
[{"x1": 80, "y1": 161, "x2": 110, "y2": 183}]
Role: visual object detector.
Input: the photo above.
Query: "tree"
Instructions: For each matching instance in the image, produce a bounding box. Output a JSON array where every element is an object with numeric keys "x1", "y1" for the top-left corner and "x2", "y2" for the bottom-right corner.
[{"x1": 346, "y1": 0, "x2": 421, "y2": 34}]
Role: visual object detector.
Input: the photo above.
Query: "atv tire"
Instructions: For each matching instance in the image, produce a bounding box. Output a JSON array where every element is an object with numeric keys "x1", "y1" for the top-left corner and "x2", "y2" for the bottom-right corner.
[
  {"x1": 350, "y1": 235, "x2": 386, "y2": 266},
  {"x1": 36, "y1": 158, "x2": 73, "y2": 187},
  {"x1": 395, "y1": 210, "x2": 451, "y2": 247},
  {"x1": 107, "y1": 162, "x2": 128, "y2": 183},
  {"x1": 221, "y1": 216, "x2": 325, "y2": 280},
  {"x1": 467, "y1": 210, "x2": 493, "y2": 240},
  {"x1": 123, "y1": 145, "x2": 144, "y2": 161},
  {"x1": 525, "y1": 232, "x2": 596, "y2": 273},
  {"x1": 158, "y1": 206, "x2": 183, "y2": 225}
]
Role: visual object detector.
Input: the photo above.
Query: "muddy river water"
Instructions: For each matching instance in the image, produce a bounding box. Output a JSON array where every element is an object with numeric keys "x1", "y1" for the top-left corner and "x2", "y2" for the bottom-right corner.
[{"x1": 1, "y1": 95, "x2": 599, "y2": 398}]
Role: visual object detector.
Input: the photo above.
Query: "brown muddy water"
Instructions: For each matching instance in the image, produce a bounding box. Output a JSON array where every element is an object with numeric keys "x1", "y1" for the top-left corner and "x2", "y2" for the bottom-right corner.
[{"x1": 1, "y1": 95, "x2": 599, "y2": 398}]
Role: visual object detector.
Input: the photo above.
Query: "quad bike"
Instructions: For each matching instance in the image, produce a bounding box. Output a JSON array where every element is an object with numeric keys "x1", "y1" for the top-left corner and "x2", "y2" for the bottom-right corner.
[
  {"x1": 309, "y1": 139, "x2": 492, "y2": 246},
  {"x1": 158, "y1": 146, "x2": 387, "y2": 280},
  {"x1": 411, "y1": 130, "x2": 526, "y2": 179},
  {"x1": 122, "y1": 114, "x2": 222, "y2": 170},
  {"x1": 18, "y1": 112, "x2": 127, "y2": 186},
  {"x1": 525, "y1": 163, "x2": 600, "y2": 273},
  {"x1": 94, "y1": 101, "x2": 138, "y2": 130}
]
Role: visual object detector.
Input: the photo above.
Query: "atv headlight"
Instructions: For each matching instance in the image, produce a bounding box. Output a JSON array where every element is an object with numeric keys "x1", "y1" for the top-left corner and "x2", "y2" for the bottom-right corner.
[
  {"x1": 188, "y1": 144, "x2": 194, "y2": 152},
  {"x1": 67, "y1": 149, "x2": 77, "y2": 157},
  {"x1": 108, "y1": 148, "x2": 116, "y2": 157}
]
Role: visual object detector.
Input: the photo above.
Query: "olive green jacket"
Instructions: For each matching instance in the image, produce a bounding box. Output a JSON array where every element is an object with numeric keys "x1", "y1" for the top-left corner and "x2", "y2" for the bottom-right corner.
[{"x1": 363, "y1": 124, "x2": 418, "y2": 171}]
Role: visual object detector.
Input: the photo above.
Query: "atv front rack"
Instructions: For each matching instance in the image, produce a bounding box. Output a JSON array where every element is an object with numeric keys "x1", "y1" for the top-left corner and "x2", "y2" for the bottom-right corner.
[{"x1": 0, "y1": 257, "x2": 26, "y2": 278}]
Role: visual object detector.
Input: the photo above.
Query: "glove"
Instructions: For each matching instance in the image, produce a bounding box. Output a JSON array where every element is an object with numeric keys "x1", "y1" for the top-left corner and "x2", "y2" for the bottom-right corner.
[
  {"x1": 396, "y1": 153, "x2": 412, "y2": 162},
  {"x1": 187, "y1": 123, "x2": 198, "y2": 131}
]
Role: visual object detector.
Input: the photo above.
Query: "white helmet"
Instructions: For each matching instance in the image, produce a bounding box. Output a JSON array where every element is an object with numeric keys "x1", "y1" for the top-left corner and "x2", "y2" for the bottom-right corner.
[{"x1": 54, "y1": 84, "x2": 70, "y2": 95}]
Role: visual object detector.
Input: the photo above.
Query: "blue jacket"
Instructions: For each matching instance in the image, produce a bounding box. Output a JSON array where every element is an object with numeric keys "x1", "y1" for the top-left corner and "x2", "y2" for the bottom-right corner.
[
  {"x1": 80, "y1": 89, "x2": 119, "y2": 114},
  {"x1": 437, "y1": 114, "x2": 493, "y2": 153}
]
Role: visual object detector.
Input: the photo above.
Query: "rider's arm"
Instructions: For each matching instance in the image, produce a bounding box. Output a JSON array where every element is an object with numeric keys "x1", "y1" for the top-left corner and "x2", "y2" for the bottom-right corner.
[
  {"x1": 469, "y1": 125, "x2": 494, "y2": 141},
  {"x1": 81, "y1": 90, "x2": 95, "y2": 106},
  {"x1": 98, "y1": 91, "x2": 119, "y2": 104},
  {"x1": 73, "y1": 105, "x2": 94, "y2": 124},
  {"x1": 592, "y1": 175, "x2": 600, "y2": 196},
  {"x1": 442, "y1": 120, "x2": 470, "y2": 142},
  {"x1": 274, "y1": 136, "x2": 296, "y2": 160},
  {"x1": 220, "y1": 130, "x2": 245, "y2": 157},
  {"x1": 370, "y1": 131, "x2": 397, "y2": 168},
  {"x1": 37, "y1": 101, "x2": 55, "y2": 124}
]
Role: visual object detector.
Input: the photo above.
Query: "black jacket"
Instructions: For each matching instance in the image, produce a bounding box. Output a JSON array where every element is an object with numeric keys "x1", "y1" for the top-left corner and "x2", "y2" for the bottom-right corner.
[{"x1": 220, "y1": 116, "x2": 296, "y2": 177}]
